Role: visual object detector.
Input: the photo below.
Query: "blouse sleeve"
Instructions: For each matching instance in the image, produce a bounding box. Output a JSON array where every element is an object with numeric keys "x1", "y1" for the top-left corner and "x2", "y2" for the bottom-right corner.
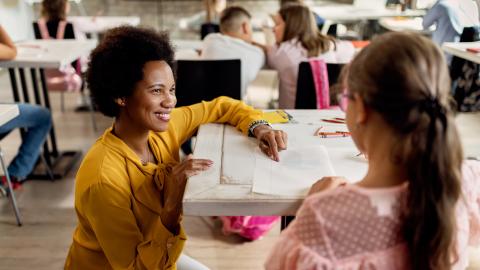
[
  {"x1": 265, "y1": 197, "x2": 334, "y2": 270},
  {"x1": 82, "y1": 182, "x2": 181, "y2": 269},
  {"x1": 171, "y1": 96, "x2": 264, "y2": 145},
  {"x1": 266, "y1": 42, "x2": 300, "y2": 72}
]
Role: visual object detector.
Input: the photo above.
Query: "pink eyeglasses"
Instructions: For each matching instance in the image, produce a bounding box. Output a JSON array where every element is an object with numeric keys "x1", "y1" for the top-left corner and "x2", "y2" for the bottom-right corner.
[{"x1": 336, "y1": 90, "x2": 354, "y2": 112}]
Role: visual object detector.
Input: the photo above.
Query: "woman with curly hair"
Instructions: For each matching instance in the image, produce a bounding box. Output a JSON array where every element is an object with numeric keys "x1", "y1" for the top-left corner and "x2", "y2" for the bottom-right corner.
[{"x1": 64, "y1": 26, "x2": 287, "y2": 270}]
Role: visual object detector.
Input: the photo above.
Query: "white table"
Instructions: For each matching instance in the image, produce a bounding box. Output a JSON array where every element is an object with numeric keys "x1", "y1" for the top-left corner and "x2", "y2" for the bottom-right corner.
[
  {"x1": 183, "y1": 110, "x2": 480, "y2": 223},
  {"x1": 172, "y1": 39, "x2": 203, "y2": 51},
  {"x1": 443, "y1": 42, "x2": 480, "y2": 64},
  {"x1": 0, "y1": 40, "x2": 96, "y2": 69},
  {"x1": 0, "y1": 104, "x2": 19, "y2": 126},
  {"x1": 70, "y1": 16, "x2": 140, "y2": 35},
  {"x1": 0, "y1": 40, "x2": 96, "y2": 179},
  {"x1": 183, "y1": 110, "x2": 368, "y2": 218},
  {"x1": 378, "y1": 17, "x2": 434, "y2": 33},
  {"x1": 313, "y1": 5, "x2": 426, "y2": 22}
]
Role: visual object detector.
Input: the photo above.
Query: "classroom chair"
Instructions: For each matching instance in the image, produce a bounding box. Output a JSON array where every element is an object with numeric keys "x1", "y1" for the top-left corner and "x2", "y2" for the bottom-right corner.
[
  {"x1": 295, "y1": 61, "x2": 345, "y2": 109},
  {"x1": 175, "y1": 59, "x2": 241, "y2": 107},
  {"x1": 200, "y1": 23, "x2": 220, "y2": 40},
  {"x1": 175, "y1": 59, "x2": 241, "y2": 154}
]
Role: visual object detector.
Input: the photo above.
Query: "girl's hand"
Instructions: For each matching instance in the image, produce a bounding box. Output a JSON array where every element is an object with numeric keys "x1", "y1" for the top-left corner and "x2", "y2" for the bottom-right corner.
[
  {"x1": 308, "y1": 176, "x2": 347, "y2": 195},
  {"x1": 254, "y1": 125, "x2": 288, "y2": 162}
]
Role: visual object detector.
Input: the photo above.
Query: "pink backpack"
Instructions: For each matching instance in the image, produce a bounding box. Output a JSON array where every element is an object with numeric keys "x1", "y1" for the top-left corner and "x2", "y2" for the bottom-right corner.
[
  {"x1": 37, "y1": 19, "x2": 82, "y2": 92},
  {"x1": 309, "y1": 59, "x2": 330, "y2": 109},
  {"x1": 220, "y1": 216, "x2": 279, "y2": 241}
]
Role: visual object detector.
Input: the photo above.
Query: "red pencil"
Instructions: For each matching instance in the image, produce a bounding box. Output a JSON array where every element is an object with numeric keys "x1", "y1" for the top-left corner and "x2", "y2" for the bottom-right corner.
[{"x1": 321, "y1": 119, "x2": 345, "y2": 124}]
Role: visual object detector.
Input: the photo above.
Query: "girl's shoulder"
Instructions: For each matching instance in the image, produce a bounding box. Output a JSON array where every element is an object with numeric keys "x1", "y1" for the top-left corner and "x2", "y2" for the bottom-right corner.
[{"x1": 302, "y1": 184, "x2": 407, "y2": 223}]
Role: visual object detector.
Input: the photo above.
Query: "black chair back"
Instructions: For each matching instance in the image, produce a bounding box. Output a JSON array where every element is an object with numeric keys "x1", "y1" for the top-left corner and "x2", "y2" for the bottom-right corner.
[
  {"x1": 201, "y1": 23, "x2": 220, "y2": 40},
  {"x1": 295, "y1": 62, "x2": 345, "y2": 109},
  {"x1": 175, "y1": 59, "x2": 241, "y2": 107}
]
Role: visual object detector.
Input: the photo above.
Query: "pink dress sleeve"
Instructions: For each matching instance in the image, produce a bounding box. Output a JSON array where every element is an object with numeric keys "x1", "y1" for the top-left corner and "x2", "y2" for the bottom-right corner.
[
  {"x1": 462, "y1": 160, "x2": 480, "y2": 245},
  {"x1": 265, "y1": 197, "x2": 333, "y2": 270}
]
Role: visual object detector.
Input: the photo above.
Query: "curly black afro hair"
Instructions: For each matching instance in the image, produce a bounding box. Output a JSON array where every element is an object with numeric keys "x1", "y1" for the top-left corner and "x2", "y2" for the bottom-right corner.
[{"x1": 87, "y1": 26, "x2": 175, "y2": 117}]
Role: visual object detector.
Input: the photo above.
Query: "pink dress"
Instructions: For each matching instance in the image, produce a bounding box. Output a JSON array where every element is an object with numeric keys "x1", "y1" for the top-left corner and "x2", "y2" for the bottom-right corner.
[{"x1": 265, "y1": 161, "x2": 480, "y2": 270}]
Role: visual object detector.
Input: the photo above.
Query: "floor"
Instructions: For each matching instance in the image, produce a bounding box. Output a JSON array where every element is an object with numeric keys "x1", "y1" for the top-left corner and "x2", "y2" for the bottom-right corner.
[{"x1": 0, "y1": 68, "x2": 479, "y2": 269}]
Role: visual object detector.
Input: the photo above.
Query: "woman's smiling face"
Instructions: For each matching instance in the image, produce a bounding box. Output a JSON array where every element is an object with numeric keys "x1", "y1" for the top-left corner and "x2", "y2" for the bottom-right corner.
[{"x1": 121, "y1": 60, "x2": 177, "y2": 132}]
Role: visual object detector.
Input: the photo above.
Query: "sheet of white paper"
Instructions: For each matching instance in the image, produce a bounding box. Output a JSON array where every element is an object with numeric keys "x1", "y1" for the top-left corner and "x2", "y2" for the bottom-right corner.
[{"x1": 252, "y1": 145, "x2": 335, "y2": 197}]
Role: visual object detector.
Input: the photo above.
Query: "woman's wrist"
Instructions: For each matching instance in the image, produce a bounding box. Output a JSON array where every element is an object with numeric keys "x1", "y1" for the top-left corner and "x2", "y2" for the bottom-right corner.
[
  {"x1": 248, "y1": 120, "x2": 271, "y2": 137},
  {"x1": 253, "y1": 124, "x2": 273, "y2": 139}
]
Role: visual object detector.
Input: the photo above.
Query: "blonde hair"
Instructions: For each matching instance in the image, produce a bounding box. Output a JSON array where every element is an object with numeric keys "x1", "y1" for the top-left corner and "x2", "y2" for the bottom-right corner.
[{"x1": 278, "y1": 4, "x2": 334, "y2": 57}]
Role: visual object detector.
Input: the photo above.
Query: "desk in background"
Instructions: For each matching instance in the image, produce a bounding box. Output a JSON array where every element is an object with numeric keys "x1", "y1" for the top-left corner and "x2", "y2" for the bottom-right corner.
[
  {"x1": 0, "y1": 104, "x2": 20, "y2": 126},
  {"x1": 0, "y1": 39, "x2": 97, "y2": 179},
  {"x1": 70, "y1": 16, "x2": 140, "y2": 35},
  {"x1": 378, "y1": 17, "x2": 433, "y2": 34},
  {"x1": 443, "y1": 42, "x2": 480, "y2": 64},
  {"x1": 312, "y1": 5, "x2": 426, "y2": 22}
]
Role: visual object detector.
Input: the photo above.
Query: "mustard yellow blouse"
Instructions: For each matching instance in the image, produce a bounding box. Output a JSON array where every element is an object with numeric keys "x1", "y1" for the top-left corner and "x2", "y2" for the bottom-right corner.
[{"x1": 64, "y1": 97, "x2": 264, "y2": 270}]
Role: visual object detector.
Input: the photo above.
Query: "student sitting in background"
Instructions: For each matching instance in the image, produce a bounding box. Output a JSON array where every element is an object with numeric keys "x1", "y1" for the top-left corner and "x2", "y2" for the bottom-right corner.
[
  {"x1": 265, "y1": 4, "x2": 354, "y2": 109},
  {"x1": 34, "y1": 0, "x2": 85, "y2": 109},
  {"x1": 279, "y1": 0, "x2": 325, "y2": 28},
  {"x1": 0, "y1": 25, "x2": 52, "y2": 190},
  {"x1": 33, "y1": 0, "x2": 76, "y2": 41},
  {"x1": 201, "y1": 6, "x2": 265, "y2": 100},
  {"x1": 266, "y1": 32, "x2": 480, "y2": 270},
  {"x1": 179, "y1": 0, "x2": 227, "y2": 37},
  {"x1": 423, "y1": 0, "x2": 479, "y2": 48}
]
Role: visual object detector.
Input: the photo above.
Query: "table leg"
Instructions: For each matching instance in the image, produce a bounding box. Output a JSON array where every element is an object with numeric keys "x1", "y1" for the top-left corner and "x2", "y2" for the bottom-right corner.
[
  {"x1": 281, "y1": 216, "x2": 295, "y2": 230},
  {"x1": 18, "y1": 69, "x2": 30, "y2": 103},
  {"x1": 39, "y1": 68, "x2": 59, "y2": 157},
  {"x1": 30, "y1": 68, "x2": 52, "y2": 168},
  {"x1": 8, "y1": 69, "x2": 20, "y2": 102},
  {"x1": 6, "y1": 67, "x2": 82, "y2": 180}
]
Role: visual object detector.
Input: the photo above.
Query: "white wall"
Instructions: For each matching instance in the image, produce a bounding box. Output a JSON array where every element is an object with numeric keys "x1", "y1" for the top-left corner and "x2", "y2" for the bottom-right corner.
[{"x1": 0, "y1": 0, "x2": 34, "y2": 41}]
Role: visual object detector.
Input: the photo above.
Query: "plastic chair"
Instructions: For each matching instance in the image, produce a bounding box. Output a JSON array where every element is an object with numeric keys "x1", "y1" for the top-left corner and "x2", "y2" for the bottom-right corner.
[
  {"x1": 175, "y1": 59, "x2": 241, "y2": 107},
  {"x1": 295, "y1": 62, "x2": 345, "y2": 109},
  {"x1": 200, "y1": 23, "x2": 220, "y2": 40},
  {"x1": 175, "y1": 59, "x2": 241, "y2": 154}
]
